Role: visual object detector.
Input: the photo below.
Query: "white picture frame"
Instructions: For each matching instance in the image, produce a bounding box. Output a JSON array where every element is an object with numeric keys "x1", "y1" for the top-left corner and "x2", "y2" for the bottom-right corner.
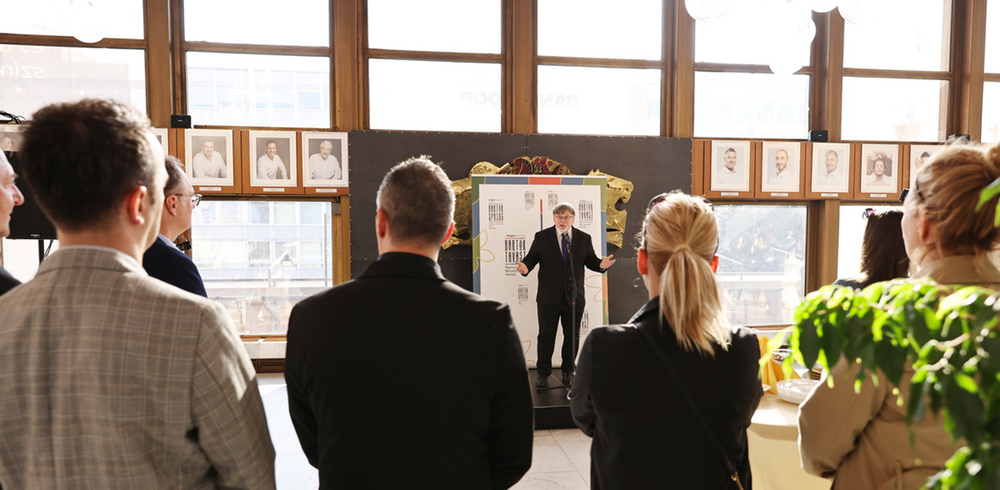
[
  {"x1": 709, "y1": 140, "x2": 751, "y2": 192},
  {"x1": 0, "y1": 125, "x2": 24, "y2": 153},
  {"x1": 302, "y1": 132, "x2": 348, "y2": 188},
  {"x1": 810, "y1": 143, "x2": 851, "y2": 193},
  {"x1": 249, "y1": 130, "x2": 297, "y2": 188},
  {"x1": 185, "y1": 129, "x2": 234, "y2": 187},
  {"x1": 151, "y1": 128, "x2": 169, "y2": 155},
  {"x1": 860, "y1": 144, "x2": 899, "y2": 195},
  {"x1": 761, "y1": 141, "x2": 801, "y2": 193},
  {"x1": 909, "y1": 144, "x2": 944, "y2": 189}
]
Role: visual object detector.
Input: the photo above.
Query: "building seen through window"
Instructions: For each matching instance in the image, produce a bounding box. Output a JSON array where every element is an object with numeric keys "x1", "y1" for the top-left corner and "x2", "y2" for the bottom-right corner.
[
  {"x1": 714, "y1": 205, "x2": 807, "y2": 326},
  {"x1": 191, "y1": 200, "x2": 334, "y2": 335}
]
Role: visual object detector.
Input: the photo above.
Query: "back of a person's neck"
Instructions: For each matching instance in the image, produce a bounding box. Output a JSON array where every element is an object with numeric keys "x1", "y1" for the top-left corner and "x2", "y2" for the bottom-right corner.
[{"x1": 57, "y1": 228, "x2": 147, "y2": 263}]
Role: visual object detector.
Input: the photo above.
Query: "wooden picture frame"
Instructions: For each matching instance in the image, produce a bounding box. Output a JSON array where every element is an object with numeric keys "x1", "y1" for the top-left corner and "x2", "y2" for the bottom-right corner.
[
  {"x1": 302, "y1": 132, "x2": 348, "y2": 191},
  {"x1": 181, "y1": 129, "x2": 241, "y2": 193},
  {"x1": 857, "y1": 144, "x2": 900, "y2": 198},
  {"x1": 806, "y1": 143, "x2": 851, "y2": 199},
  {"x1": 247, "y1": 130, "x2": 300, "y2": 192}
]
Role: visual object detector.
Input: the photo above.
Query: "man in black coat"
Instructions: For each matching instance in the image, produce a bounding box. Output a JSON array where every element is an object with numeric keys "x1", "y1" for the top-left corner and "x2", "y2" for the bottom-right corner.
[
  {"x1": 517, "y1": 203, "x2": 615, "y2": 388},
  {"x1": 142, "y1": 156, "x2": 207, "y2": 297},
  {"x1": 0, "y1": 150, "x2": 25, "y2": 296},
  {"x1": 285, "y1": 157, "x2": 534, "y2": 489}
]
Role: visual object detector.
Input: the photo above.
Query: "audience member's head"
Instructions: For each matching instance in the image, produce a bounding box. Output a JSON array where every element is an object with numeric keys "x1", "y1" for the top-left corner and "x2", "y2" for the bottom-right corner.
[
  {"x1": 0, "y1": 150, "x2": 25, "y2": 238},
  {"x1": 160, "y1": 155, "x2": 198, "y2": 239},
  {"x1": 855, "y1": 210, "x2": 909, "y2": 288},
  {"x1": 904, "y1": 143, "x2": 1000, "y2": 267},
  {"x1": 20, "y1": 99, "x2": 165, "y2": 246},
  {"x1": 639, "y1": 191, "x2": 727, "y2": 355},
  {"x1": 376, "y1": 156, "x2": 454, "y2": 252}
]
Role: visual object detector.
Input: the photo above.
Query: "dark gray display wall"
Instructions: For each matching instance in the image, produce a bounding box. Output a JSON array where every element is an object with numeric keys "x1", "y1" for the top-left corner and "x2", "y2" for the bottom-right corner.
[{"x1": 348, "y1": 131, "x2": 691, "y2": 324}]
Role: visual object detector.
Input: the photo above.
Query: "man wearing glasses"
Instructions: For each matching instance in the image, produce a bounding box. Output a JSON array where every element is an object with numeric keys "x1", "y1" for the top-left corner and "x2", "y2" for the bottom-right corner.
[
  {"x1": 517, "y1": 203, "x2": 615, "y2": 388},
  {"x1": 143, "y1": 155, "x2": 208, "y2": 297}
]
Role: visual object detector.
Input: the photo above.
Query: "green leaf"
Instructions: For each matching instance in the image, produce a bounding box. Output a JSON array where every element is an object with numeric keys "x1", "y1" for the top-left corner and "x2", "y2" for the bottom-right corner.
[
  {"x1": 877, "y1": 339, "x2": 906, "y2": 389},
  {"x1": 975, "y1": 176, "x2": 1000, "y2": 215},
  {"x1": 908, "y1": 368, "x2": 930, "y2": 425},
  {"x1": 944, "y1": 375, "x2": 986, "y2": 446},
  {"x1": 795, "y1": 317, "x2": 821, "y2": 370}
]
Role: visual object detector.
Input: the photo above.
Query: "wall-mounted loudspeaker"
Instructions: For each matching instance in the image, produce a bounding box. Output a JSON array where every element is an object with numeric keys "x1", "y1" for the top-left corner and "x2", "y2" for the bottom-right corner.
[{"x1": 808, "y1": 130, "x2": 828, "y2": 142}]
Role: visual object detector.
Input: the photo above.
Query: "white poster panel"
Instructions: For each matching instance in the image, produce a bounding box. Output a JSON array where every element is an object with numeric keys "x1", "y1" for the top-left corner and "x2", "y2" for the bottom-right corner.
[{"x1": 473, "y1": 175, "x2": 608, "y2": 370}]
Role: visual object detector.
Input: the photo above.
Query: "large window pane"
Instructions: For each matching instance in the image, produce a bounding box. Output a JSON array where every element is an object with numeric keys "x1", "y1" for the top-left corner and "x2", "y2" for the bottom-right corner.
[
  {"x1": 987, "y1": 0, "x2": 1000, "y2": 73},
  {"x1": 695, "y1": 2, "x2": 811, "y2": 66},
  {"x1": 369, "y1": 59, "x2": 501, "y2": 132},
  {"x1": 368, "y1": 0, "x2": 500, "y2": 54},
  {"x1": 0, "y1": 45, "x2": 146, "y2": 119},
  {"x1": 837, "y1": 205, "x2": 902, "y2": 282},
  {"x1": 184, "y1": 0, "x2": 329, "y2": 47},
  {"x1": 983, "y1": 82, "x2": 1000, "y2": 144},
  {"x1": 715, "y1": 205, "x2": 807, "y2": 326},
  {"x1": 843, "y1": 0, "x2": 951, "y2": 71},
  {"x1": 0, "y1": 0, "x2": 143, "y2": 39},
  {"x1": 538, "y1": 0, "x2": 661, "y2": 60},
  {"x1": 191, "y1": 200, "x2": 335, "y2": 335},
  {"x1": 694, "y1": 72, "x2": 809, "y2": 139},
  {"x1": 841, "y1": 77, "x2": 947, "y2": 142},
  {"x1": 537, "y1": 66, "x2": 660, "y2": 136},
  {"x1": 186, "y1": 52, "x2": 330, "y2": 128}
]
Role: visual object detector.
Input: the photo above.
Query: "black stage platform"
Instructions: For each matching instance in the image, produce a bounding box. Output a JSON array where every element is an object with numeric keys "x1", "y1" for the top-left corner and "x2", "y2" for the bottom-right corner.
[{"x1": 530, "y1": 369, "x2": 576, "y2": 430}]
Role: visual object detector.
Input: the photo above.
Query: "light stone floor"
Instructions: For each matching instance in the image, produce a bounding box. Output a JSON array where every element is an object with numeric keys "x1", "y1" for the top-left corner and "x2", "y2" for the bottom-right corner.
[{"x1": 258, "y1": 373, "x2": 592, "y2": 490}]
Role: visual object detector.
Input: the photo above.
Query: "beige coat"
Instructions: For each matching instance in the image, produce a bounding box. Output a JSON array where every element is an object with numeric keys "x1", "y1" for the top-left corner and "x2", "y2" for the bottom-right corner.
[{"x1": 798, "y1": 255, "x2": 1000, "y2": 490}]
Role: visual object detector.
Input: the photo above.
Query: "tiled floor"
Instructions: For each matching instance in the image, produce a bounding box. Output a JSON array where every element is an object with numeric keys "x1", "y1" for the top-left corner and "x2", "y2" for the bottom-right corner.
[{"x1": 258, "y1": 373, "x2": 592, "y2": 490}]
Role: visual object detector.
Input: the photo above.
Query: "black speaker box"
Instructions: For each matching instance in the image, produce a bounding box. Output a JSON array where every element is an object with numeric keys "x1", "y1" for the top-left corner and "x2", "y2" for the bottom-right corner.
[
  {"x1": 170, "y1": 114, "x2": 192, "y2": 129},
  {"x1": 6, "y1": 151, "x2": 57, "y2": 240},
  {"x1": 809, "y1": 130, "x2": 829, "y2": 142}
]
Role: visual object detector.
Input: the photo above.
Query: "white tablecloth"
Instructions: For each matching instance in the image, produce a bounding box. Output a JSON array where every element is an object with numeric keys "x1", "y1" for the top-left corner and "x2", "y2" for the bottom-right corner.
[{"x1": 749, "y1": 393, "x2": 830, "y2": 490}]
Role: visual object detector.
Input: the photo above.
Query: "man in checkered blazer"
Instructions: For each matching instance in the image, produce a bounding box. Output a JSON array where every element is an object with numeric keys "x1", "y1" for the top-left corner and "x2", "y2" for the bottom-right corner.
[{"x1": 0, "y1": 99, "x2": 275, "y2": 489}]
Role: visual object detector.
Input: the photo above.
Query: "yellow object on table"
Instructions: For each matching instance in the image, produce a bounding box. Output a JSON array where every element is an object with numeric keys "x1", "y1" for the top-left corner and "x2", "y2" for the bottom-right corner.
[{"x1": 758, "y1": 335, "x2": 800, "y2": 395}]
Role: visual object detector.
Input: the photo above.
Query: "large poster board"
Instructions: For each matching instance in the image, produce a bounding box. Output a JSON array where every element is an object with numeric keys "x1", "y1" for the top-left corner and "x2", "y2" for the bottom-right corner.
[{"x1": 472, "y1": 175, "x2": 608, "y2": 369}]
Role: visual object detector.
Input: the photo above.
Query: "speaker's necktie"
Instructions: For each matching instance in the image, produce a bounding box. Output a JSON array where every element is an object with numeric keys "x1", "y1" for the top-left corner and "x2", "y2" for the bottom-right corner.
[{"x1": 561, "y1": 232, "x2": 569, "y2": 263}]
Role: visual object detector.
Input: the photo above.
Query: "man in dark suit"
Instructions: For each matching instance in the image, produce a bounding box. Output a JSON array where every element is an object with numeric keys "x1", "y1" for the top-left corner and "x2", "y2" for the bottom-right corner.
[
  {"x1": 285, "y1": 156, "x2": 534, "y2": 489},
  {"x1": 142, "y1": 156, "x2": 207, "y2": 297},
  {"x1": 0, "y1": 149, "x2": 25, "y2": 296},
  {"x1": 516, "y1": 203, "x2": 615, "y2": 388}
]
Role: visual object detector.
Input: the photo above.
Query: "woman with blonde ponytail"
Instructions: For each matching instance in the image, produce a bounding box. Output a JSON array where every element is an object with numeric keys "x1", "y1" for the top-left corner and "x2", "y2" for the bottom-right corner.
[{"x1": 570, "y1": 192, "x2": 763, "y2": 489}]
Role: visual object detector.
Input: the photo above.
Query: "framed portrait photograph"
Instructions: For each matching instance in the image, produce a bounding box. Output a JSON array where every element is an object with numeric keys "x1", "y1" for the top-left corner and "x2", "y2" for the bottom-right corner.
[
  {"x1": 151, "y1": 128, "x2": 169, "y2": 154},
  {"x1": 0, "y1": 125, "x2": 24, "y2": 153},
  {"x1": 302, "y1": 132, "x2": 348, "y2": 188},
  {"x1": 860, "y1": 144, "x2": 899, "y2": 195},
  {"x1": 185, "y1": 129, "x2": 234, "y2": 187},
  {"x1": 249, "y1": 130, "x2": 297, "y2": 188},
  {"x1": 909, "y1": 144, "x2": 944, "y2": 188},
  {"x1": 761, "y1": 141, "x2": 801, "y2": 193},
  {"x1": 709, "y1": 140, "x2": 750, "y2": 192},
  {"x1": 810, "y1": 143, "x2": 851, "y2": 193}
]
